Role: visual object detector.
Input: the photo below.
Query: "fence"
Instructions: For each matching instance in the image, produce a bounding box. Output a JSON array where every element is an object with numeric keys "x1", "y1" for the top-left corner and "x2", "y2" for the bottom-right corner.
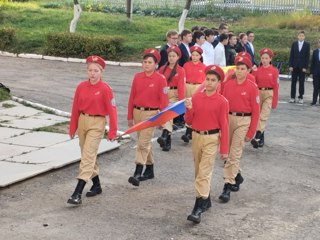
[{"x1": 103, "y1": 0, "x2": 320, "y2": 14}]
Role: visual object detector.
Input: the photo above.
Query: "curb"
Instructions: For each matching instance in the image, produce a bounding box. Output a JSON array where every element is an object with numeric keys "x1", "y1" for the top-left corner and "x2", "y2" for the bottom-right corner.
[
  {"x1": 0, "y1": 51, "x2": 142, "y2": 67},
  {"x1": 10, "y1": 96, "x2": 130, "y2": 139}
]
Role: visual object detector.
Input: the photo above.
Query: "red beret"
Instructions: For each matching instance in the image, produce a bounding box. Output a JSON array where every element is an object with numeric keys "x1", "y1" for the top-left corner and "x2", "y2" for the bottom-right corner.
[
  {"x1": 237, "y1": 52, "x2": 251, "y2": 60},
  {"x1": 234, "y1": 56, "x2": 252, "y2": 69},
  {"x1": 143, "y1": 48, "x2": 161, "y2": 63},
  {"x1": 86, "y1": 55, "x2": 106, "y2": 69},
  {"x1": 166, "y1": 46, "x2": 181, "y2": 59},
  {"x1": 205, "y1": 65, "x2": 225, "y2": 81},
  {"x1": 259, "y1": 48, "x2": 274, "y2": 57},
  {"x1": 190, "y1": 46, "x2": 203, "y2": 55}
]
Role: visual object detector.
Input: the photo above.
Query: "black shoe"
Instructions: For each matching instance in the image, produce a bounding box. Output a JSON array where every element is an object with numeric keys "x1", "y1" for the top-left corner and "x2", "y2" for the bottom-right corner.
[
  {"x1": 67, "y1": 179, "x2": 86, "y2": 205},
  {"x1": 181, "y1": 127, "x2": 192, "y2": 143},
  {"x1": 219, "y1": 183, "x2": 232, "y2": 203},
  {"x1": 128, "y1": 164, "x2": 143, "y2": 186},
  {"x1": 162, "y1": 135, "x2": 171, "y2": 152},
  {"x1": 157, "y1": 129, "x2": 169, "y2": 148},
  {"x1": 251, "y1": 131, "x2": 262, "y2": 149},
  {"x1": 310, "y1": 102, "x2": 316, "y2": 106},
  {"x1": 258, "y1": 132, "x2": 264, "y2": 147},
  {"x1": 139, "y1": 164, "x2": 154, "y2": 181},
  {"x1": 187, "y1": 198, "x2": 204, "y2": 224},
  {"x1": 230, "y1": 173, "x2": 244, "y2": 192},
  {"x1": 86, "y1": 175, "x2": 102, "y2": 197},
  {"x1": 202, "y1": 195, "x2": 212, "y2": 212}
]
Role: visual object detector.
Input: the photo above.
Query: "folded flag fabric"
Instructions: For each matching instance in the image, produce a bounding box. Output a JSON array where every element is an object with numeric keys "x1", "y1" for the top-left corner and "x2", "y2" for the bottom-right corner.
[{"x1": 121, "y1": 99, "x2": 186, "y2": 136}]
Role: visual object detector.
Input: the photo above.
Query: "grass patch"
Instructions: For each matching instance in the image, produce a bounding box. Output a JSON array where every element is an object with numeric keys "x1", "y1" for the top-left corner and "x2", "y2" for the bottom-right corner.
[
  {"x1": 0, "y1": 88, "x2": 11, "y2": 102},
  {"x1": 2, "y1": 102, "x2": 15, "y2": 108},
  {"x1": 32, "y1": 121, "x2": 70, "y2": 134}
]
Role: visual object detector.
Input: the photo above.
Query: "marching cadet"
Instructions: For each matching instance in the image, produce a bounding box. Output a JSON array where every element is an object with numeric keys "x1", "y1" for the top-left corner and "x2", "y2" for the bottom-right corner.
[
  {"x1": 251, "y1": 48, "x2": 279, "y2": 148},
  {"x1": 184, "y1": 65, "x2": 229, "y2": 224},
  {"x1": 220, "y1": 56, "x2": 260, "y2": 203},
  {"x1": 181, "y1": 46, "x2": 206, "y2": 143},
  {"x1": 68, "y1": 55, "x2": 117, "y2": 205},
  {"x1": 127, "y1": 49, "x2": 168, "y2": 187},
  {"x1": 157, "y1": 46, "x2": 186, "y2": 151}
]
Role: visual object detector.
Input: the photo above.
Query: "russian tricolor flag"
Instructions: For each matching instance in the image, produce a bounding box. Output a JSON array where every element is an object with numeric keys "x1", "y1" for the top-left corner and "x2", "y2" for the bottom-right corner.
[{"x1": 122, "y1": 99, "x2": 186, "y2": 136}]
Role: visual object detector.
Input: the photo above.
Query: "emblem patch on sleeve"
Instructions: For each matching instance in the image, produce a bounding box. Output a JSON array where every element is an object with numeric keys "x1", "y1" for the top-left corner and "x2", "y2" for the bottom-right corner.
[
  {"x1": 256, "y1": 96, "x2": 260, "y2": 104},
  {"x1": 163, "y1": 87, "x2": 168, "y2": 94},
  {"x1": 111, "y1": 98, "x2": 116, "y2": 106}
]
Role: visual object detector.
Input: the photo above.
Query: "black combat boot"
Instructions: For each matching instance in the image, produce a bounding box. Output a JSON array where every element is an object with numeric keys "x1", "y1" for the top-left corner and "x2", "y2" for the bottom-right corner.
[
  {"x1": 230, "y1": 173, "x2": 244, "y2": 192},
  {"x1": 258, "y1": 132, "x2": 265, "y2": 147},
  {"x1": 187, "y1": 198, "x2": 205, "y2": 224},
  {"x1": 128, "y1": 164, "x2": 143, "y2": 186},
  {"x1": 157, "y1": 129, "x2": 169, "y2": 148},
  {"x1": 162, "y1": 134, "x2": 171, "y2": 152},
  {"x1": 86, "y1": 175, "x2": 102, "y2": 197},
  {"x1": 202, "y1": 194, "x2": 212, "y2": 212},
  {"x1": 251, "y1": 131, "x2": 262, "y2": 149},
  {"x1": 67, "y1": 179, "x2": 86, "y2": 205},
  {"x1": 219, "y1": 183, "x2": 232, "y2": 203},
  {"x1": 139, "y1": 164, "x2": 154, "y2": 181},
  {"x1": 181, "y1": 127, "x2": 192, "y2": 143}
]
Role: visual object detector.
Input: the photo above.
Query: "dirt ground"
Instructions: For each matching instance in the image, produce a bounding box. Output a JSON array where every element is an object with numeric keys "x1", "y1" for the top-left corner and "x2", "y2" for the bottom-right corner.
[{"x1": 0, "y1": 56, "x2": 319, "y2": 240}]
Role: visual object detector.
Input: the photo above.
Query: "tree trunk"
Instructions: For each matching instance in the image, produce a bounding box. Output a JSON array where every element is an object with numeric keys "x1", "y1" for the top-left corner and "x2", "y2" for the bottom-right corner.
[
  {"x1": 70, "y1": 0, "x2": 82, "y2": 33},
  {"x1": 127, "y1": 0, "x2": 133, "y2": 23},
  {"x1": 178, "y1": 0, "x2": 192, "y2": 33}
]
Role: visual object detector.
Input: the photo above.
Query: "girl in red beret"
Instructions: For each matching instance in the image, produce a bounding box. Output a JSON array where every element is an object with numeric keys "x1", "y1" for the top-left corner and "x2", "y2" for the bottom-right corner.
[
  {"x1": 250, "y1": 48, "x2": 279, "y2": 148},
  {"x1": 157, "y1": 46, "x2": 186, "y2": 151},
  {"x1": 127, "y1": 49, "x2": 168, "y2": 187},
  {"x1": 181, "y1": 46, "x2": 206, "y2": 143},
  {"x1": 67, "y1": 55, "x2": 118, "y2": 205},
  {"x1": 184, "y1": 65, "x2": 229, "y2": 223}
]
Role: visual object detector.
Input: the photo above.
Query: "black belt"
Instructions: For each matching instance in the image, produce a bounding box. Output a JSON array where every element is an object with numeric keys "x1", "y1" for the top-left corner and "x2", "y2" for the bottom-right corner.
[
  {"x1": 134, "y1": 106, "x2": 159, "y2": 111},
  {"x1": 259, "y1": 87, "x2": 273, "y2": 90},
  {"x1": 169, "y1": 86, "x2": 177, "y2": 89},
  {"x1": 186, "y1": 82, "x2": 200, "y2": 85},
  {"x1": 81, "y1": 112, "x2": 103, "y2": 117},
  {"x1": 193, "y1": 129, "x2": 219, "y2": 135},
  {"x1": 229, "y1": 112, "x2": 251, "y2": 116}
]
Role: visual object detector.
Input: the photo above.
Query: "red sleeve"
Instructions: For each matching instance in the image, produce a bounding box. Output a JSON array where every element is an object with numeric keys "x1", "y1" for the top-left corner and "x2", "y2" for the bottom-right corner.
[
  {"x1": 246, "y1": 85, "x2": 260, "y2": 139},
  {"x1": 184, "y1": 106, "x2": 194, "y2": 126},
  {"x1": 272, "y1": 68, "x2": 279, "y2": 109},
  {"x1": 159, "y1": 76, "x2": 169, "y2": 110},
  {"x1": 219, "y1": 97, "x2": 229, "y2": 154},
  {"x1": 177, "y1": 68, "x2": 186, "y2": 100},
  {"x1": 127, "y1": 77, "x2": 136, "y2": 120},
  {"x1": 69, "y1": 86, "x2": 81, "y2": 137},
  {"x1": 106, "y1": 88, "x2": 118, "y2": 140}
]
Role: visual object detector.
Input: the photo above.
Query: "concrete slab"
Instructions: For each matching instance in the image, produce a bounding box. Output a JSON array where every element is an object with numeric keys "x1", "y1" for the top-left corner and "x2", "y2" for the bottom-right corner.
[
  {"x1": 0, "y1": 127, "x2": 29, "y2": 140},
  {"x1": 0, "y1": 105, "x2": 42, "y2": 117},
  {"x1": 0, "y1": 161, "x2": 52, "y2": 187},
  {"x1": 0, "y1": 131, "x2": 69, "y2": 147},
  {"x1": 6, "y1": 138, "x2": 120, "y2": 167},
  {"x1": 0, "y1": 100, "x2": 23, "y2": 109},
  {"x1": 0, "y1": 115, "x2": 19, "y2": 122},
  {"x1": 1, "y1": 113, "x2": 69, "y2": 129},
  {"x1": 0, "y1": 143, "x2": 38, "y2": 161}
]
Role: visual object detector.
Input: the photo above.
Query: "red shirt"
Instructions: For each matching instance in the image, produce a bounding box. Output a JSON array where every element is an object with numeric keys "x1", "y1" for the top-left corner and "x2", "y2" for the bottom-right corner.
[
  {"x1": 183, "y1": 61, "x2": 206, "y2": 84},
  {"x1": 221, "y1": 71, "x2": 256, "y2": 94},
  {"x1": 185, "y1": 91, "x2": 229, "y2": 154},
  {"x1": 222, "y1": 78, "x2": 260, "y2": 139},
  {"x1": 127, "y1": 71, "x2": 168, "y2": 120},
  {"x1": 159, "y1": 65, "x2": 186, "y2": 100},
  {"x1": 69, "y1": 80, "x2": 117, "y2": 139},
  {"x1": 252, "y1": 65, "x2": 279, "y2": 109}
]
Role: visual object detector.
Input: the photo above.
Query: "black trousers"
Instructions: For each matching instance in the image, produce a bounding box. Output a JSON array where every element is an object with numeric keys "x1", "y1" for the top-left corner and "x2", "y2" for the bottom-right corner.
[
  {"x1": 291, "y1": 68, "x2": 306, "y2": 99},
  {"x1": 312, "y1": 75, "x2": 320, "y2": 104}
]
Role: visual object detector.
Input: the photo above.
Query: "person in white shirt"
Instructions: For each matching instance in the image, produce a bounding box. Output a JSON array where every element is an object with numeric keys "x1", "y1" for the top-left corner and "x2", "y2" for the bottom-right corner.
[
  {"x1": 193, "y1": 30, "x2": 205, "y2": 48},
  {"x1": 214, "y1": 33, "x2": 229, "y2": 67},
  {"x1": 202, "y1": 29, "x2": 215, "y2": 65}
]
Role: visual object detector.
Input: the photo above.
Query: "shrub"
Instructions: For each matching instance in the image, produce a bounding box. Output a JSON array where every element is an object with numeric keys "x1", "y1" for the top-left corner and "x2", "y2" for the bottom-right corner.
[
  {"x1": 0, "y1": 27, "x2": 16, "y2": 50},
  {"x1": 44, "y1": 32, "x2": 124, "y2": 60}
]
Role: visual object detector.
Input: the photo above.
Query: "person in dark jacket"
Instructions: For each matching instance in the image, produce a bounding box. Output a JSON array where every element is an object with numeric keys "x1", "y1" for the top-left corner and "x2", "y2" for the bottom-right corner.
[{"x1": 310, "y1": 39, "x2": 320, "y2": 105}]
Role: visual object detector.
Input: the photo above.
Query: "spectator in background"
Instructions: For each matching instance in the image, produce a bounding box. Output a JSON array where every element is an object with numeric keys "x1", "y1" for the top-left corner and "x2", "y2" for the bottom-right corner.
[
  {"x1": 179, "y1": 29, "x2": 192, "y2": 67},
  {"x1": 213, "y1": 23, "x2": 229, "y2": 48},
  {"x1": 245, "y1": 31, "x2": 256, "y2": 66},
  {"x1": 225, "y1": 33, "x2": 237, "y2": 66},
  {"x1": 193, "y1": 30, "x2": 206, "y2": 48},
  {"x1": 190, "y1": 26, "x2": 200, "y2": 46},
  {"x1": 310, "y1": 39, "x2": 320, "y2": 106},
  {"x1": 158, "y1": 30, "x2": 179, "y2": 69},
  {"x1": 288, "y1": 30, "x2": 310, "y2": 104},
  {"x1": 235, "y1": 33, "x2": 248, "y2": 53},
  {"x1": 214, "y1": 33, "x2": 228, "y2": 67},
  {"x1": 202, "y1": 29, "x2": 215, "y2": 65}
]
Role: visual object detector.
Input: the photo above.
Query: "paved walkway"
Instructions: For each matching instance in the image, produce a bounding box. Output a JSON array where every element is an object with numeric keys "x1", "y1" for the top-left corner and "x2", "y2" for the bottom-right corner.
[{"x1": 0, "y1": 99, "x2": 120, "y2": 187}]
